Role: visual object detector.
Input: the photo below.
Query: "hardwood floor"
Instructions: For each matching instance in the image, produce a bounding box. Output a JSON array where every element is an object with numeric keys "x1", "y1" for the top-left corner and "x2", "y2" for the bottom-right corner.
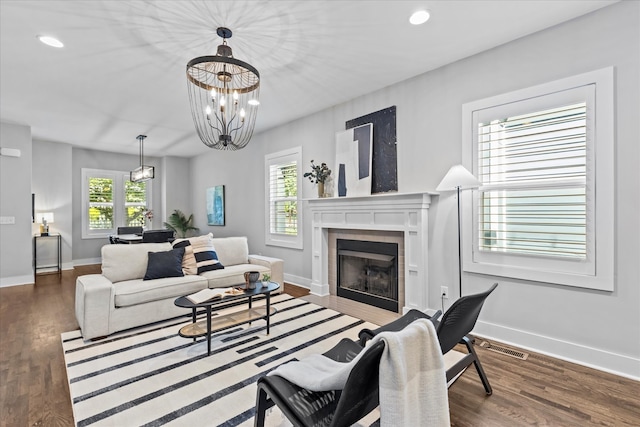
[{"x1": 1, "y1": 269, "x2": 638, "y2": 427}]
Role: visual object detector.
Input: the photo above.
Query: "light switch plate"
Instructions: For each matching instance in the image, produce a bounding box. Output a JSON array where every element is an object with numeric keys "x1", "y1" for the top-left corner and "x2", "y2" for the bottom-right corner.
[{"x1": 0, "y1": 216, "x2": 16, "y2": 224}]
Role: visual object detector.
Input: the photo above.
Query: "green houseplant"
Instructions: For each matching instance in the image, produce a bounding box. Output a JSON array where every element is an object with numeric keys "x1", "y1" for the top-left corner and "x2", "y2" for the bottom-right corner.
[{"x1": 163, "y1": 209, "x2": 199, "y2": 238}]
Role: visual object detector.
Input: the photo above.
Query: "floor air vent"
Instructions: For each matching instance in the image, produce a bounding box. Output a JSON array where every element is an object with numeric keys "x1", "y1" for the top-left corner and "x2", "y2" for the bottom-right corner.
[{"x1": 479, "y1": 341, "x2": 529, "y2": 360}]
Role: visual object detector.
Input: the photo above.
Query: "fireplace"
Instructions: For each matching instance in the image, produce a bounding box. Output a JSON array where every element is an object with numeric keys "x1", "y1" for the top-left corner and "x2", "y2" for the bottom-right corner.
[
  {"x1": 307, "y1": 192, "x2": 434, "y2": 314},
  {"x1": 337, "y1": 239, "x2": 398, "y2": 312}
]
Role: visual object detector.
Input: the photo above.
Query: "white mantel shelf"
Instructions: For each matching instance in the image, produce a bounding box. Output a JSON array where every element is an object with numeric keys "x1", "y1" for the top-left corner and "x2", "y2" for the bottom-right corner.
[{"x1": 307, "y1": 191, "x2": 438, "y2": 314}]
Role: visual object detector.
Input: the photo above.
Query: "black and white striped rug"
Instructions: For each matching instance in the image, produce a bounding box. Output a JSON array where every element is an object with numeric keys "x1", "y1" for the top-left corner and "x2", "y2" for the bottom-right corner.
[{"x1": 62, "y1": 294, "x2": 381, "y2": 426}]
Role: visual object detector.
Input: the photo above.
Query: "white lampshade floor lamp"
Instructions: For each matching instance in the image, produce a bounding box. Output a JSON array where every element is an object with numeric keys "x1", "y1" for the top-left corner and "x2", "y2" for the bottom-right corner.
[{"x1": 436, "y1": 165, "x2": 480, "y2": 297}]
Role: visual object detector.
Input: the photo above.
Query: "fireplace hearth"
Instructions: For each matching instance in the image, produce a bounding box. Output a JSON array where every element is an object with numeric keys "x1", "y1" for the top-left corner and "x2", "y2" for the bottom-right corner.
[{"x1": 337, "y1": 239, "x2": 398, "y2": 312}]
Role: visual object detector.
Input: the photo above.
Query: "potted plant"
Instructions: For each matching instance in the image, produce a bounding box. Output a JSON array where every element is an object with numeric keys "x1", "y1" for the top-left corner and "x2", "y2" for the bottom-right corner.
[
  {"x1": 303, "y1": 160, "x2": 331, "y2": 197},
  {"x1": 163, "y1": 209, "x2": 199, "y2": 238}
]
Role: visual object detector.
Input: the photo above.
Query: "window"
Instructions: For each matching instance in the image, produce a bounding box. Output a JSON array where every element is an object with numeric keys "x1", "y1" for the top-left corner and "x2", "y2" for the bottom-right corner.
[
  {"x1": 265, "y1": 147, "x2": 302, "y2": 249},
  {"x1": 82, "y1": 168, "x2": 152, "y2": 238},
  {"x1": 462, "y1": 68, "x2": 614, "y2": 291}
]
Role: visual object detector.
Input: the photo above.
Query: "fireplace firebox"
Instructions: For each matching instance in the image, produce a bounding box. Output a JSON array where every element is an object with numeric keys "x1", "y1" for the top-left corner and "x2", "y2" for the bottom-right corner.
[{"x1": 337, "y1": 239, "x2": 398, "y2": 312}]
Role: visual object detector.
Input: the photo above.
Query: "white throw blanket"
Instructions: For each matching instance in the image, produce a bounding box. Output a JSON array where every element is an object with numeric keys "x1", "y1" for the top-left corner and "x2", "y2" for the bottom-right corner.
[{"x1": 268, "y1": 318, "x2": 450, "y2": 426}]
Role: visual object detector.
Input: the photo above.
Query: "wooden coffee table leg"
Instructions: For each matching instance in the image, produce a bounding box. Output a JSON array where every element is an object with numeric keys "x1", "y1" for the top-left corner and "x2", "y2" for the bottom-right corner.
[{"x1": 206, "y1": 306, "x2": 212, "y2": 356}]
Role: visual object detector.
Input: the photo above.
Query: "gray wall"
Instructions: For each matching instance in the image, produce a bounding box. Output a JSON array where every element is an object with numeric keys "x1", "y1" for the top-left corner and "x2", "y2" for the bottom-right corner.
[
  {"x1": 32, "y1": 139, "x2": 73, "y2": 269},
  {"x1": 161, "y1": 156, "x2": 192, "y2": 228},
  {"x1": 189, "y1": 2, "x2": 639, "y2": 377},
  {"x1": 0, "y1": 122, "x2": 33, "y2": 286}
]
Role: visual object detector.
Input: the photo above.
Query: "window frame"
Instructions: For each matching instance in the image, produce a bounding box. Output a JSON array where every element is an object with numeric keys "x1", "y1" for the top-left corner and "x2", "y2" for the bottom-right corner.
[
  {"x1": 81, "y1": 168, "x2": 152, "y2": 239},
  {"x1": 461, "y1": 67, "x2": 614, "y2": 291},
  {"x1": 264, "y1": 147, "x2": 303, "y2": 249}
]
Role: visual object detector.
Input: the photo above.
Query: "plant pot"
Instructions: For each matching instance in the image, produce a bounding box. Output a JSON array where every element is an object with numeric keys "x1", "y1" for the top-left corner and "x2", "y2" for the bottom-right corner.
[{"x1": 317, "y1": 182, "x2": 325, "y2": 198}]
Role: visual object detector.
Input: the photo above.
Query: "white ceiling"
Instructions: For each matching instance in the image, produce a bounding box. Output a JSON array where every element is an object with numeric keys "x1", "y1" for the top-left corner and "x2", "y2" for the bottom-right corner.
[{"x1": 0, "y1": 0, "x2": 617, "y2": 158}]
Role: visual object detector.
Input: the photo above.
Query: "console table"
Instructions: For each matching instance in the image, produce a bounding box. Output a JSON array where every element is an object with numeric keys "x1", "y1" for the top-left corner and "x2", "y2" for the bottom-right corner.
[{"x1": 33, "y1": 234, "x2": 62, "y2": 275}]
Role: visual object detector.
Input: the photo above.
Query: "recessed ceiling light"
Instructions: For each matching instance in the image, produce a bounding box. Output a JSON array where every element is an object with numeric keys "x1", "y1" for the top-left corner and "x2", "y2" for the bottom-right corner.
[
  {"x1": 37, "y1": 35, "x2": 64, "y2": 48},
  {"x1": 409, "y1": 10, "x2": 431, "y2": 25}
]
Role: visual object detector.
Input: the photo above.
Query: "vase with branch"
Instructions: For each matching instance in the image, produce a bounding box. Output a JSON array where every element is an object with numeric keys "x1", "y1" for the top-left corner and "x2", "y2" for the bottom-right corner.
[{"x1": 303, "y1": 160, "x2": 331, "y2": 197}]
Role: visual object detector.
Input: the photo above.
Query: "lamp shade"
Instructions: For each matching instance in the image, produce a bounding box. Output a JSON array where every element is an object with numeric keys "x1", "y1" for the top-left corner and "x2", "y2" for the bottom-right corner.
[
  {"x1": 40, "y1": 212, "x2": 54, "y2": 224},
  {"x1": 436, "y1": 165, "x2": 480, "y2": 192}
]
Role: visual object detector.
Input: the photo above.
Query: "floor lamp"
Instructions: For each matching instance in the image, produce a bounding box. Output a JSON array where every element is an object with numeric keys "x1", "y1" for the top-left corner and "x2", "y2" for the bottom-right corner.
[{"x1": 436, "y1": 165, "x2": 480, "y2": 297}]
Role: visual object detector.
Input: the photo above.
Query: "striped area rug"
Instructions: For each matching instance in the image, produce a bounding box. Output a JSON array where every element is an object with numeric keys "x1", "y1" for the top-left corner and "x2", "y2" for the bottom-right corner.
[{"x1": 62, "y1": 294, "x2": 381, "y2": 427}]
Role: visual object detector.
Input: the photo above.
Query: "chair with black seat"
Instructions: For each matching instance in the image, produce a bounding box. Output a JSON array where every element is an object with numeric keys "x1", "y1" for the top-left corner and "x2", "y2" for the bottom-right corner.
[
  {"x1": 141, "y1": 229, "x2": 175, "y2": 243},
  {"x1": 359, "y1": 282, "x2": 498, "y2": 395},
  {"x1": 116, "y1": 226, "x2": 143, "y2": 235},
  {"x1": 254, "y1": 337, "x2": 384, "y2": 427}
]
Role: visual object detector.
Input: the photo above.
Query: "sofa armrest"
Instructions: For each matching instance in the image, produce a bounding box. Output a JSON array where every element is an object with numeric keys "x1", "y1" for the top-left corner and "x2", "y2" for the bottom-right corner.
[
  {"x1": 75, "y1": 274, "x2": 115, "y2": 340},
  {"x1": 249, "y1": 254, "x2": 284, "y2": 286}
]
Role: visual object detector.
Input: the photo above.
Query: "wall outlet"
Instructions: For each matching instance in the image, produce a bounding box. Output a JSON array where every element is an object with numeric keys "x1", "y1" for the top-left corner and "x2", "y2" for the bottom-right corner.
[{"x1": 441, "y1": 286, "x2": 449, "y2": 299}]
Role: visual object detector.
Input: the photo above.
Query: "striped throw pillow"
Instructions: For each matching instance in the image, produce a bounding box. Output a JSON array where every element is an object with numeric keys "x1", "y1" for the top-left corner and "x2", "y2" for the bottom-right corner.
[{"x1": 172, "y1": 233, "x2": 224, "y2": 275}]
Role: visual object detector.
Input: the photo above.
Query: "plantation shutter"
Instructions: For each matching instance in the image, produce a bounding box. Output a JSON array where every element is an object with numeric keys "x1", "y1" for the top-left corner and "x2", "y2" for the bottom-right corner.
[
  {"x1": 88, "y1": 177, "x2": 114, "y2": 230},
  {"x1": 124, "y1": 179, "x2": 147, "y2": 227},
  {"x1": 477, "y1": 102, "x2": 587, "y2": 259},
  {"x1": 269, "y1": 161, "x2": 298, "y2": 236}
]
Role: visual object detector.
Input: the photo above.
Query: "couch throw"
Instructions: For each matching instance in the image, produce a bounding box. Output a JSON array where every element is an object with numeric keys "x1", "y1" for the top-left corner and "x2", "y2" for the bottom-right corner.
[{"x1": 268, "y1": 318, "x2": 449, "y2": 426}]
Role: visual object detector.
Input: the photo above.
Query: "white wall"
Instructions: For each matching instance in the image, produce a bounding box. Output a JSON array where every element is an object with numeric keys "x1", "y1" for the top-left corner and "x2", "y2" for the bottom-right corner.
[
  {"x1": 0, "y1": 122, "x2": 33, "y2": 286},
  {"x1": 189, "y1": 1, "x2": 639, "y2": 377}
]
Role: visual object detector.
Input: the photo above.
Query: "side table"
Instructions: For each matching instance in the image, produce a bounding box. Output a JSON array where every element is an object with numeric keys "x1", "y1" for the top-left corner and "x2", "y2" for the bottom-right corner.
[{"x1": 33, "y1": 234, "x2": 62, "y2": 275}]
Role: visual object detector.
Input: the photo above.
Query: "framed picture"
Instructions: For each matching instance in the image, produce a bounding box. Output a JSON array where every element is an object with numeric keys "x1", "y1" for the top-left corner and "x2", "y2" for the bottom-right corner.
[{"x1": 206, "y1": 185, "x2": 225, "y2": 226}]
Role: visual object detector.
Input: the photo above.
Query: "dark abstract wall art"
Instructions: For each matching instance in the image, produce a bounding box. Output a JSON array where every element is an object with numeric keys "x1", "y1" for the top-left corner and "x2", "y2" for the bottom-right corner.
[{"x1": 346, "y1": 106, "x2": 397, "y2": 194}]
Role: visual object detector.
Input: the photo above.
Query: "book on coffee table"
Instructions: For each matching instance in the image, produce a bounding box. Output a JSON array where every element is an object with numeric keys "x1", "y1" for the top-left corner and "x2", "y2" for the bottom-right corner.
[{"x1": 186, "y1": 287, "x2": 234, "y2": 304}]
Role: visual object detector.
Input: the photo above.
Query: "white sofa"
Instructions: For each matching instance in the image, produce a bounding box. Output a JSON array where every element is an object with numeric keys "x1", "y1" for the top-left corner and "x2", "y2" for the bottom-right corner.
[{"x1": 75, "y1": 236, "x2": 284, "y2": 340}]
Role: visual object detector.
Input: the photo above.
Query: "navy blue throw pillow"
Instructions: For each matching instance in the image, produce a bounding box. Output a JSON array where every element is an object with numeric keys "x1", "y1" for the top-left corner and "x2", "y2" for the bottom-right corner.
[{"x1": 143, "y1": 247, "x2": 185, "y2": 280}]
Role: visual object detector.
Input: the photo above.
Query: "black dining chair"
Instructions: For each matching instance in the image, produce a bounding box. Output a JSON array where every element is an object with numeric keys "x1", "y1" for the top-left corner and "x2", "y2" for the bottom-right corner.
[
  {"x1": 141, "y1": 229, "x2": 175, "y2": 243},
  {"x1": 117, "y1": 226, "x2": 143, "y2": 235},
  {"x1": 359, "y1": 282, "x2": 498, "y2": 395}
]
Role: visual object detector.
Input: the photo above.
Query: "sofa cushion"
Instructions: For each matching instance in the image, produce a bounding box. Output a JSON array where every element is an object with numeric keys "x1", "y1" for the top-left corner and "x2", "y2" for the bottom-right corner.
[
  {"x1": 173, "y1": 233, "x2": 224, "y2": 274},
  {"x1": 143, "y1": 247, "x2": 185, "y2": 280},
  {"x1": 114, "y1": 275, "x2": 208, "y2": 307},
  {"x1": 102, "y1": 243, "x2": 172, "y2": 283},
  {"x1": 211, "y1": 236, "x2": 249, "y2": 266}
]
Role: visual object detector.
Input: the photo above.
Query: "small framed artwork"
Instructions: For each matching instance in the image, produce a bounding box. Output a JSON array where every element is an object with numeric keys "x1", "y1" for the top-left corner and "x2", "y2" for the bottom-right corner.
[{"x1": 206, "y1": 185, "x2": 225, "y2": 226}]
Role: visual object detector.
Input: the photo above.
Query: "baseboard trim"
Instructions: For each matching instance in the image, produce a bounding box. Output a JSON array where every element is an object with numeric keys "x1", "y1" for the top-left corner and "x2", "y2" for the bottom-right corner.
[
  {"x1": 0, "y1": 274, "x2": 35, "y2": 287},
  {"x1": 283, "y1": 273, "x2": 310, "y2": 289},
  {"x1": 474, "y1": 320, "x2": 640, "y2": 381},
  {"x1": 73, "y1": 257, "x2": 101, "y2": 267}
]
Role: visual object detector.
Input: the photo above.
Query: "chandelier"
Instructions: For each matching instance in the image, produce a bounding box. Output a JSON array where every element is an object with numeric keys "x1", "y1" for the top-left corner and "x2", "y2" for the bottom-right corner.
[
  {"x1": 186, "y1": 27, "x2": 260, "y2": 150},
  {"x1": 130, "y1": 135, "x2": 154, "y2": 182}
]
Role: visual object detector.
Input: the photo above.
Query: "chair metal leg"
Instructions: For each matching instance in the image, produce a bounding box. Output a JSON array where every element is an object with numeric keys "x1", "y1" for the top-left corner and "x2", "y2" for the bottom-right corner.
[
  {"x1": 254, "y1": 385, "x2": 273, "y2": 427},
  {"x1": 462, "y1": 335, "x2": 492, "y2": 395}
]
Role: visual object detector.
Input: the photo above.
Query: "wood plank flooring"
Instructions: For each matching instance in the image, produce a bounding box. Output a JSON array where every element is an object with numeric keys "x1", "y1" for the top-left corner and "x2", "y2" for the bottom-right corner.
[{"x1": 1, "y1": 267, "x2": 638, "y2": 427}]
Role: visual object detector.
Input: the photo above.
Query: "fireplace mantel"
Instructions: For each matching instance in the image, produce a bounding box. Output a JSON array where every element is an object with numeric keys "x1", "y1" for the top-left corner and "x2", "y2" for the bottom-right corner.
[{"x1": 307, "y1": 192, "x2": 436, "y2": 313}]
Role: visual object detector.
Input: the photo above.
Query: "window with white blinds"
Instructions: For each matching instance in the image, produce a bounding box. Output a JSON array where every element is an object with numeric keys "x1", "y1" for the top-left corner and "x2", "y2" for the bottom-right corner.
[
  {"x1": 462, "y1": 68, "x2": 614, "y2": 291},
  {"x1": 82, "y1": 168, "x2": 152, "y2": 239},
  {"x1": 265, "y1": 148, "x2": 303, "y2": 249},
  {"x1": 478, "y1": 102, "x2": 587, "y2": 259},
  {"x1": 269, "y1": 162, "x2": 298, "y2": 235}
]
